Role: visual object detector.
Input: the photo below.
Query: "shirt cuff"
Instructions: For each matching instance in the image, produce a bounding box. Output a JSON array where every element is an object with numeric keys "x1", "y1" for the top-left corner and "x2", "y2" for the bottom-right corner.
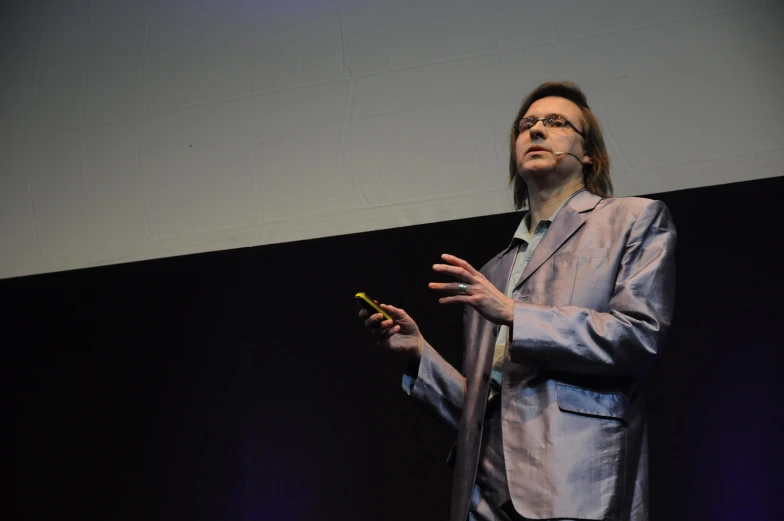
[{"x1": 402, "y1": 372, "x2": 416, "y2": 395}]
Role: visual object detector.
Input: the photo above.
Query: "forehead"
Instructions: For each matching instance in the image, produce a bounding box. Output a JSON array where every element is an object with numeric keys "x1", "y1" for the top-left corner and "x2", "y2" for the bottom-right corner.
[{"x1": 524, "y1": 96, "x2": 583, "y2": 121}]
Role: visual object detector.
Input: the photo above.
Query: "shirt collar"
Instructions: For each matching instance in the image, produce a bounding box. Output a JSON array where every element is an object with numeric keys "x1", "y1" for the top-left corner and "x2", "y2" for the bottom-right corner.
[{"x1": 510, "y1": 188, "x2": 587, "y2": 246}]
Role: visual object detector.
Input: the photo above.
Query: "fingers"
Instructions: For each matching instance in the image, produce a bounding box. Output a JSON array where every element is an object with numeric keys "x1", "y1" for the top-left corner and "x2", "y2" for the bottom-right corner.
[
  {"x1": 362, "y1": 312, "x2": 378, "y2": 327},
  {"x1": 440, "y1": 253, "x2": 479, "y2": 275},
  {"x1": 368, "y1": 316, "x2": 401, "y2": 344},
  {"x1": 428, "y1": 281, "x2": 471, "y2": 294},
  {"x1": 437, "y1": 295, "x2": 471, "y2": 305},
  {"x1": 432, "y1": 254, "x2": 481, "y2": 281},
  {"x1": 378, "y1": 303, "x2": 408, "y2": 321},
  {"x1": 357, "y1": 303, "x2": 405, "y2": 349},
  {"x1": 375, "y1": 324, "x2": 401, "y2": 339},
  {"x1": 364, "y1": 312, "x2": 394, "y2": 329},
  {"x1": 432, "y1": 263, "x2": 470, "y2": 280}
]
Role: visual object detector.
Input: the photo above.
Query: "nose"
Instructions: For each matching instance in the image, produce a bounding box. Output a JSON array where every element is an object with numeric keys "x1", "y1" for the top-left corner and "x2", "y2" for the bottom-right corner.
[{"x1": 528, "y1": 120, "x2": 546, "y2": 140}]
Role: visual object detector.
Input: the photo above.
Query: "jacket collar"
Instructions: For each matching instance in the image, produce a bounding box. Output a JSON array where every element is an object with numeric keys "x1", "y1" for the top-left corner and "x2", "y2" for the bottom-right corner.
[
  {"x1": 497, "y1": 190, "x2": 602, "y2": 259},
  {"x1": 513, "y1": 190, "x2": 602, "y2": 287}
]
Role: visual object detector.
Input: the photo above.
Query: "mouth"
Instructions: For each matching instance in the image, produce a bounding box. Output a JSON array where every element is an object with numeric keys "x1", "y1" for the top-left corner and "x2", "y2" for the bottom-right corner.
[{"x1": 526, "y1": 145, "x2": 551, "y2": 155}]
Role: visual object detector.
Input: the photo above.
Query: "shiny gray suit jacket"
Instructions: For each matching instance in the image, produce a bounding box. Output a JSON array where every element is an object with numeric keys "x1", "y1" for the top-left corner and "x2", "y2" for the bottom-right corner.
[{"x1": 407, "y1": 192, "x2": 677, "y2": 521}]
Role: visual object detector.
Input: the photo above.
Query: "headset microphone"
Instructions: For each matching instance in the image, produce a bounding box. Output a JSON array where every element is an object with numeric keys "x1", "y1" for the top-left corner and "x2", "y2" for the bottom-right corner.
[{"x1": 554, "y1": 151, "x2": 584, "y2": 162}]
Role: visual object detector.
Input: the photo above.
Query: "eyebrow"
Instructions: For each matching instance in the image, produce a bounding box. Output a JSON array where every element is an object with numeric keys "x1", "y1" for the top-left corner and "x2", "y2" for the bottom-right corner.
[{"x1": 523, "y1": 113, "x2": 568, "y2": 120}]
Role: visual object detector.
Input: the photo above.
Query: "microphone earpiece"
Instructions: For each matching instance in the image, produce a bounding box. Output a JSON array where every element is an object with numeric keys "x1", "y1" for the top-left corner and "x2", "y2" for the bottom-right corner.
[{"x1": 554, "y1": 151, "x2": 582, "y2": 162}]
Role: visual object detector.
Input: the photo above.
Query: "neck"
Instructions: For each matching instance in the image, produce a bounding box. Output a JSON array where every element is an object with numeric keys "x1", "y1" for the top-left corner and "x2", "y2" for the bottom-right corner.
[{"x1": 527, "y1": 176, "x2": 585, "y2": 232}]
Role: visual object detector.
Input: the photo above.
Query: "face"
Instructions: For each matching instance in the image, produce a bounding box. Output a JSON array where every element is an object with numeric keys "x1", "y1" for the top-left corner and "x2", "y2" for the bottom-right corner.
[{"x1": 514, "y1": 96, "x2": 592, "y2": 180}]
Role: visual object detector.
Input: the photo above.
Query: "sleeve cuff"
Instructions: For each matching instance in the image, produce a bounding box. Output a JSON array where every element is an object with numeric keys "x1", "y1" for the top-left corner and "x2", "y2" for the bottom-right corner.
[{"x1": 402, "y1": 372, "x2": 416, "y2": 395}]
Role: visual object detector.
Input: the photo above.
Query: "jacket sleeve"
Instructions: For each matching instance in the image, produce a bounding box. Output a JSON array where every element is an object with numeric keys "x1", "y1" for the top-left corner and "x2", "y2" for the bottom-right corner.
[
  {"x1": 402, "y1": 341, "x2": 465, "y2": 433},
  {"x1": 509, "y1": 200, "x2": 677, "y2": 377}
]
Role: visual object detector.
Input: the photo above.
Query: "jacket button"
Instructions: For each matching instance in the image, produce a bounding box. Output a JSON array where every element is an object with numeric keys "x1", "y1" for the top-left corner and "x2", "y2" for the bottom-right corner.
[
  {"x1": 482, "y1": 372, "x2": 490, "y2": 382},
  {"x1": 476, "y1": 420, "x2": 483, "y2": 430},
  {"x1": 493, "y1": 326, "x2": 500, "y2": 335}
]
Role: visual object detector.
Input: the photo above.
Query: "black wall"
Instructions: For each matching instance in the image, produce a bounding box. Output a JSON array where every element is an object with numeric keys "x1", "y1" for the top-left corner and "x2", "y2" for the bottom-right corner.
[{"x1": 5, "y1": 176, "x2": 783, "y2": 521}]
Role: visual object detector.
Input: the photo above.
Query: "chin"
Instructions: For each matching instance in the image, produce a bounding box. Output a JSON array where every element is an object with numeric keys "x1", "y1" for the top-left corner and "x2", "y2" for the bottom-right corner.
[{"x1": 519, "y1": 160, "x2": 554, "y2": 175}]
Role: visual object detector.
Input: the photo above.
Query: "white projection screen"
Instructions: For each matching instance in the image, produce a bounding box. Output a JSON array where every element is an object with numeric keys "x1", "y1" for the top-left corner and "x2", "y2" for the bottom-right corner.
[{"x1": 1, "y1": 0, "x2": 782, "y2": 279}]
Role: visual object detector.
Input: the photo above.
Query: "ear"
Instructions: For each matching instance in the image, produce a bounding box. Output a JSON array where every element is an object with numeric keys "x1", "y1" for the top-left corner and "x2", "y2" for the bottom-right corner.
[{"x1": 582, "y1": 155, "x2": 593, "y2": 165}]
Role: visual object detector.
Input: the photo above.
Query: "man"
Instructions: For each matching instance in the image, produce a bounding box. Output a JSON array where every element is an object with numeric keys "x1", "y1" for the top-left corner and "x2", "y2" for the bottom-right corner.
[{"x1": 360, "y1": 81, "x2": 676, "y2": 521}]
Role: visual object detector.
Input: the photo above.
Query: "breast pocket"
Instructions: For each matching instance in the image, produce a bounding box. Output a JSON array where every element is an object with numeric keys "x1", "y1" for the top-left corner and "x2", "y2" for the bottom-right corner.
[
  {"x1": 554, "y1": 247, "x2": 609, "y2": 262},
  {"x1": 553, "y1": 247, "x2": 609, "y2": 280},
  {"x1": 521, "y1": 248, "x2": 610, "y2": 306}
]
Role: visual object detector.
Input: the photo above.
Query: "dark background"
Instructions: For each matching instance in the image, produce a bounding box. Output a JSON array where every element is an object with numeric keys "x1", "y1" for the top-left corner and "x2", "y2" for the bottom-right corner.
[{"x1": 5, "y1": 176, "x2": 783, "y2": 520}]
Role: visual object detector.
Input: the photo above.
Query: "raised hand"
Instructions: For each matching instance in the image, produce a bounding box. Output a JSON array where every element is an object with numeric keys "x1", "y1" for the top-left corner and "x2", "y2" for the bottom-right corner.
[{"x1": 429, "y1": 253, "x2": 513, "y2": 326}]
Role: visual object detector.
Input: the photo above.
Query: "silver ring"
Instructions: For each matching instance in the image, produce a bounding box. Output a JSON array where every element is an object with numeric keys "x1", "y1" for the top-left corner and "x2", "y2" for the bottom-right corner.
[{"x1": 457, "y1": 282, "x2": 468, "y2": 295}]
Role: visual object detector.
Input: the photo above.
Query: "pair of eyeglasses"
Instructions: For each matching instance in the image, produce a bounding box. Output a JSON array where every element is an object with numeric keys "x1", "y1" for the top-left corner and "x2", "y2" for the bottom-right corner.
[{"x1": 515, "y1": 115, "x2": 584, "y2": 138}]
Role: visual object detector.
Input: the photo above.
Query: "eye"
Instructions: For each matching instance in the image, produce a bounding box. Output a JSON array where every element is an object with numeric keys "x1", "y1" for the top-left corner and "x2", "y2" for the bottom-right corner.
[
  {"x1": 547, "y1": 117, "x2": 567, "y2": 128},
  {"x1": 517, "y1": 119, "x2": 533, "y2": 132}
]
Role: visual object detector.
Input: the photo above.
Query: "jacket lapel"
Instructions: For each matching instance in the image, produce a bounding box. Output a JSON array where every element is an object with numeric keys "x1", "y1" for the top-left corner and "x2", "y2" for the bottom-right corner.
[
  {"x1": 488, "y1": 246, "x2": 518, "y2": 293},
  {"x1": 515, "y1": 191, "x2": 602, "y2": 289},
  {"x1": 463, "y1": 246, "x2": 516, "y2": 369},
  {"x1": 453, "y1": 245, "x2": 518, "y2": 521}
]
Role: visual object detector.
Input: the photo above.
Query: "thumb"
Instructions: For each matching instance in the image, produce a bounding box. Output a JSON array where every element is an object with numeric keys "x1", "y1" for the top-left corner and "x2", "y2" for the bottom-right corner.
[{"x1": 380, "y1": 303, "x2": 407, "y2": 321}]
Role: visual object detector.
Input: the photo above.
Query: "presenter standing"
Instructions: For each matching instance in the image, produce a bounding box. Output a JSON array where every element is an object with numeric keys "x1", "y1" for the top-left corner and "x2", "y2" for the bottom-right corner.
[{"x1": 360, "y1": 81, "x2": 676, "y2": 521}]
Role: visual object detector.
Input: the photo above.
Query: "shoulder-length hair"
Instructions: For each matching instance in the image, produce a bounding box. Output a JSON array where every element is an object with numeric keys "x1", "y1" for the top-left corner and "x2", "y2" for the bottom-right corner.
[{"x1": 509, "y1": 81, "x2": 613, "y2": 210}]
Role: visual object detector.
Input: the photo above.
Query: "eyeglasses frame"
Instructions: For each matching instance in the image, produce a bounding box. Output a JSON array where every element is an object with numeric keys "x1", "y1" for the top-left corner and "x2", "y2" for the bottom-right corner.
[{"x1": 514, "y1": 115, "x2": 585, "y2": 139}]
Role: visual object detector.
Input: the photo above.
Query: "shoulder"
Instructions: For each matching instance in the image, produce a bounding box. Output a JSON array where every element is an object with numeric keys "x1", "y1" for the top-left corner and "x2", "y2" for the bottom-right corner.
[
  {"x1": 595, "y1": 196, "x2": 672, "y2": 223},
  {"x1": 596, "y1": 197, "x2": 676, "y2": 241},
  {"x1": 597, "y1": 196, "x2": 667, "y2": 213}
]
